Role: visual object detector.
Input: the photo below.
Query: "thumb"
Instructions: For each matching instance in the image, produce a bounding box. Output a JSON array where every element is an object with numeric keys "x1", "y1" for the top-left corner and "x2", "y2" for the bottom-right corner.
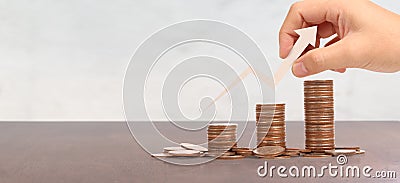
[{"x1": 292, "y1": 41, "x2": 352, "y2": 77}]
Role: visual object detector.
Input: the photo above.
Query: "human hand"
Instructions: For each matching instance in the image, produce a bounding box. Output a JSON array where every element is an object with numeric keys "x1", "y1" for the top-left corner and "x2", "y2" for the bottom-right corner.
[{"x1": 279, "y1": 0, "x2": 400, "y2": 77}]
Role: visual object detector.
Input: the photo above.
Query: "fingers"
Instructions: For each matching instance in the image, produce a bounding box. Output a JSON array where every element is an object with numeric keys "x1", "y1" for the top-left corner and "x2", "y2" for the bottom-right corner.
[
  {"x1": 325, "y1": 35, "x2": 341, "y2": 47},
  {"x1": 279, "y1": 0, "x2": 341, "y2": 58},
  {"x1": 334, "y1": 68, "x2": 347, "y2": 73},
  {"x1": 327, "y1": 35, "x2": 343, "y2": 74},
  {"x1": 327, "y1": 35, "x2": 346, "y2": 73},
  {"x1": 330, "y1": 68, "x2": 347, "y2": 73},
  {"x1": 318, "y1": 22, "x2": 336, "y2": 38},
  {"x1": 292, "y1": 40, "x2": 352, "y2": 77}
]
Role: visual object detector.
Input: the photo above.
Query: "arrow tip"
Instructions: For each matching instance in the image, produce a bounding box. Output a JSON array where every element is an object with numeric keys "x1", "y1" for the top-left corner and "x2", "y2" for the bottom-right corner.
[{"x1": 294, "y1": 26, "x2": 318, "y2": 47}]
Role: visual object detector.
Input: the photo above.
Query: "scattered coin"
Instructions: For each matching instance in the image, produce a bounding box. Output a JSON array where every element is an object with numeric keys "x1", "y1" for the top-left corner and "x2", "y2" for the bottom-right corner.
[
  {"x1": 236, "y1": 151, "x2": 253, "y2": 157},
  {"x1": 283, "y1": 150, "x2": 301, "y2": 157},
  {"x1": 325, "y1": 149, "x2": 357, "y2": 156},
  {"x1": 335, "y1": 146, "x2": 361, "y2": 150},
  {"x1": 151, "y1": 153, "x2": 173, "y2": 157},
  {"x1": 231, "y1": 147, "x2": 252, "y2": 152},
  {"x1": 274, "y1": 155, "x2": 291, "y2": 159},
  {"x1": 303, "y1": 153, "x2": 333, "y2": 158},
  {"x1": 299, "y1": 149, "x2": 312, "y2": 153},
  {"x1": 163, "y1": 146, "x2": 186, "y2": 152},
  {"x1": 255, "y1": 155, "x2": 276, "y2": 159},
  {"x1": 356, "y1": 149, "x2": 366, "y2": 154},
  {"x1": 180, "y1": 143, "x2": 208, "y2": 152},
  {"x1": 217, "y1": 155, "x2": 245, "y2": 160},
  {"x1": 253, "y1": 146, "x2": 285, "y2": 156},
  {"x1": 153, "y1": 145, "x2": 364, "y2": 159},
  {"x1": 168, "y1": 150, "x2": 202, "y2": 157}
]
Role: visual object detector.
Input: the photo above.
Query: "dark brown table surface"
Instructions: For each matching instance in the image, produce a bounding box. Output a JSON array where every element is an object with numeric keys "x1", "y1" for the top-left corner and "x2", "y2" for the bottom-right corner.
[{"x1": 0, "y1": 121, "x2": 399, "y2": 183}]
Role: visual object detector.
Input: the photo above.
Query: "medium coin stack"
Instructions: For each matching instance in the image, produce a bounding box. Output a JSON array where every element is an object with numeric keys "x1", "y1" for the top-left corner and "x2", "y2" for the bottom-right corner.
[
  {"x1": 207, "y1": 123, "x2": 237, "y2": 155},
  {"x1": 304, "y1": 80, "x2": 335, "y2": 152},
  {"x1": 256, "y1": 104, "x2": 286, "y2": 148}
]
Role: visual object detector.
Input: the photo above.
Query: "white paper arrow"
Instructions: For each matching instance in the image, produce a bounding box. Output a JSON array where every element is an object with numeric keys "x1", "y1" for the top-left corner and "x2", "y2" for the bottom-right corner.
[
  {"x1": 273, "y1": 26, "x2": 317, "y2": 84},
  {"x1": 206, "y1": 26, "x2": 318, "y2": 109}
]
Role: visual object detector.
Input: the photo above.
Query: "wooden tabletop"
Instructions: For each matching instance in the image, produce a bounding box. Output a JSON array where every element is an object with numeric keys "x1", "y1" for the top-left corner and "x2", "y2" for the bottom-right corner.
[{"x1": 0, "y1": 121, "x2": 399, "y2": 183}]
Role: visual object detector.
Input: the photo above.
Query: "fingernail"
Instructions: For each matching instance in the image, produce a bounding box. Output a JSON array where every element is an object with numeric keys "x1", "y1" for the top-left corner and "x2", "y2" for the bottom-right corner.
[{"x1": 293, "y1": 62, "x2": 308, "y2": 77}]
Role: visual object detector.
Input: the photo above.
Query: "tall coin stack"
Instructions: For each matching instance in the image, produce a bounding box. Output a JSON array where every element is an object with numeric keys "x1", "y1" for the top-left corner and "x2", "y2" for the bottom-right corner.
[
  {"x1": 256, "y1": 104, "x2": 286, "y2": 148},
  {"x1": 207, "y1": 123, "x2": 237, "y2": 155},
  {"x1": 304, "y1": 80, "x2": 335, "y2": 152}
]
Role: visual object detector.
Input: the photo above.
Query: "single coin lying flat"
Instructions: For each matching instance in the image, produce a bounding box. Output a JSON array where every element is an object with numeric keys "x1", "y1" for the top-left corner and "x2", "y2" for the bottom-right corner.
[
  {"x1": 356, "y1": 149, "x2": 365, "y2": 154},
  {"x1": 168, "y1": 150, "x2": 202, "y2": 157},
  {"x1": 335, "y1": 146, "x2": 360, "y2": 150},
  {"x1": 303, "y1": 153, "x2": 333, "y2": 158},
  {"x1": 180, "y1": 143, "x2": 208, "y2": 152},
  {"x1": 163, "y1": 146, "x2": 186, "y2": 152},
  {"x1": 274, "y1": 155, "x2": 291, "y2": 159},
  {"x1": 325, "y1": 149, "x2": 357, "y2": 156},
  {"x1": 217, "y1": 155, "x2": 245, "y2": 160},
  {"x1": 151, "y1": 153, "x2": 173, "y2": 157}
]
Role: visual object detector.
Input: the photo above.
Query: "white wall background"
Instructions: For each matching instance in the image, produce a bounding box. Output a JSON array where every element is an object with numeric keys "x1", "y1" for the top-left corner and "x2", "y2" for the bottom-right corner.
[{"x1": 0, "y1": 0, "x2": 399, "y2": 121}]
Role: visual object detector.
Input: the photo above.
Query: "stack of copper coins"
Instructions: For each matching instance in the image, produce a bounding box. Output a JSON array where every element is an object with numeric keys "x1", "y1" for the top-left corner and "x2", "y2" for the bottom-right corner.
[
  {"x1": 256, "y1": 104, "x2": 286, "y2": 148},
  {"x1": 207, "y1": 123, "x2": 237, "y2": 155},
  {"x1": 304, "y1": 80, "x2": 335, "y2": 152}
]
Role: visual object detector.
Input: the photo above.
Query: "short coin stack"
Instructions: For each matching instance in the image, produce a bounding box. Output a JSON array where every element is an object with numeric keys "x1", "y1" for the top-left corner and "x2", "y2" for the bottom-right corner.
[
  {"x1": 256, "y1": 104, "x2": 286, "y2": 148},
  {"x1": 304, "y1": 80, "x2": 335, "y2": 152},
  {"x1": 207, "y1": 123, "x2": 237, "y2": 156}
]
